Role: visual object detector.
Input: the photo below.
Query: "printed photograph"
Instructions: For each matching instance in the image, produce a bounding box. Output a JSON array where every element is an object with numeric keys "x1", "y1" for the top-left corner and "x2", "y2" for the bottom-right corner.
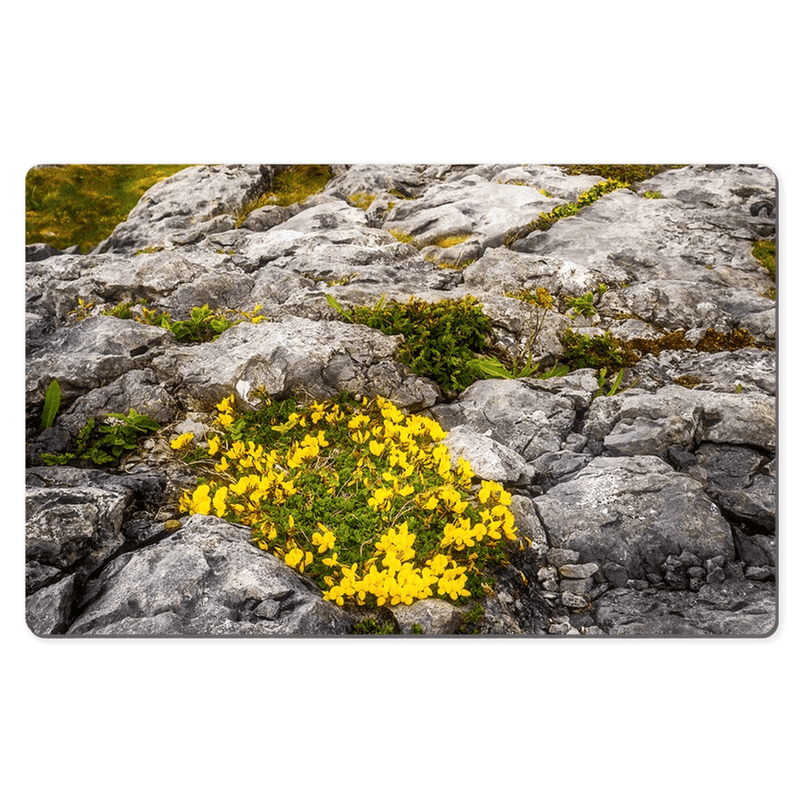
[{"x1": 24, "y1": 164, "x2": 777, "y2": 636}]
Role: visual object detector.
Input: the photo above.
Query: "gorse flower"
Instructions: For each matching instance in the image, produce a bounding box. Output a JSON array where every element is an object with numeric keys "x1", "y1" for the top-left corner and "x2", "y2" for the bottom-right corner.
[{"x1": 177, "y1": 392, "x2": 518, "y2": 609}]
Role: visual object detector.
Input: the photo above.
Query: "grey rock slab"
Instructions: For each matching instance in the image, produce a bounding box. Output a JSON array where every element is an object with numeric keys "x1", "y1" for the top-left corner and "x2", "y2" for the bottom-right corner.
[
  {"x1": 514, "y1": 167, "x2": 775, "y2": 296},
  {"x1": 26, "y1": 483, "x2": 128, "y2": 573},
  {"x1": 493, "y1": 165, "x2": 604, "y2": 202},
  {"x1": 443, "y1": 425, "x2": 536, "y2": 485},
  {"x1": 163, "y1": 315, "x2": 439, "y2": 410},
  {"x1": 592, "y1": 580, "x2": 776, "y2": 636},
  {"x1": 431, "y1": 378, "x2": 575, "y2": 461},
  {"x1": 389, "y1": 598, "x2": 464, "y2": 635},
  {"x1": 533, "y1": 455, "x2": 734, "y2": 581},
  {"x1": 267, "y1": 197, "x2": 367, "y2": 234},
  {"x1": 583, "y1": 385, "x2": 775, "y2": 456},
  {"x1": 666, "y1": 348, "x2": 775, "y2": 396},
  {"x1": 67, "y1": 515, "x2": 352, "y2": 636},
  {"x1": 26, "y1": 574, "x2": 78, "y2": 636},
  {"x1": 26, "y1": 315, "x2": 174, "y2": 409},
  {"x1": 462, "y1": 247, "x2": 632, "y2": 298},
  {"x1": 93, "y1": 165, "x2": 271, "y2": 254},
  {"x1": 382, "y1": 173, "x2": 561, "y2": 250},
  {"x1": 322, "y1": 164, "x2": 429, "y2": 199},
  {"x1": 694, "y1": 444, "x2": 775, "y2": 530},
  {"x1": 54, "y1": 368, "x2": 179, "y2": 435}
]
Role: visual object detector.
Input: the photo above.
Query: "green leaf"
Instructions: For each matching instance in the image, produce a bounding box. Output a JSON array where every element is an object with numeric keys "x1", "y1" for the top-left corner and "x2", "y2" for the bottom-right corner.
[
  {"x1": 467, "y1": 357, "x2": 514, "y2": 379},
  {"x1": 40, "y1": 379, "x2": 62, "y2": 430}
]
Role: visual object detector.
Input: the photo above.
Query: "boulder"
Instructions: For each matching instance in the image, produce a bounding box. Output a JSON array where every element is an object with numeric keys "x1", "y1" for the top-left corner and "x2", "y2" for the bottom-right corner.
[
  {"x1": 533, "y1": 456, "x2": 735, "y2": 583},
  {"x1": 592, "y1": 581, "x2": 776, "y2": 636},
  {"x1": 93, "y1": 164, "x2": 271, "y2": 254},
  {"x1": 159, "y1": 315, "x2": 439, "y2": 410},
  {"x1": 66, "y1": 515, "x2": 353, "y2": 636}
]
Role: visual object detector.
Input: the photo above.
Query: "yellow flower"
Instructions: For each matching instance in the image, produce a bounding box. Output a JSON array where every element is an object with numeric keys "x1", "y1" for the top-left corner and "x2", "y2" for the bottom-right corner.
[
  {"x1": 170, "y1": 431, "x2": 195, "y2": 450},
  {"x1": 369, "y1": 439, "x2": 386, "y2": 457},
  {"x1": 438, "y1": 484, "x2": 468, "y2": 515},
  {"x1": 478, "y1": 480, "x2": 512, "y2": 506},
  {"x1": 216, "y1": 394, "x2": 235, "y2": 414},
  {"x1": 181, "y1": 484, "x2": 212, "y2": 515},
  {"x1": 207, "y1": 435, "x2": 221, "y2": 456},
  {"x1": 312, "y1": 523, "x2": 336, "y2": 554},
  {"x1": 285, "y1": 547, "x2": 313, "y2": 572},
  {"x1": 367, "y1": 485, "x2": 395, "y2": 512},
  {"x1": 212, "y1": 486, "x2": 228, "y2": 517}
]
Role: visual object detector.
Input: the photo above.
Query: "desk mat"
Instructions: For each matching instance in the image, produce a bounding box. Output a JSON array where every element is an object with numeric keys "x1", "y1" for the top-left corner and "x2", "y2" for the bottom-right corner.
[{"x1": 24, "y1": 164, "x2": 777, "y2": 637}]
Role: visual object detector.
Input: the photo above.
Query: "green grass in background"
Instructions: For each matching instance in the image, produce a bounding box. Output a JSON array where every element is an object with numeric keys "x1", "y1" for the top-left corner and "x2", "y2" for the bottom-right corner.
[{"x1": 26, "y1": 164, "x2": 193, "y2": 253}]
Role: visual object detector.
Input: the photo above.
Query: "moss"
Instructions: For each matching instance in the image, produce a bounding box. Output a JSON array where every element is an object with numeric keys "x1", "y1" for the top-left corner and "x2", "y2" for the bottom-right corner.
[
  {"x1": 347, "y1": 192, "x2": 376, "y2": 211},
  {"x1": 388, "y1": 229, "x2": 419, "y2": 248},
  {"x1": 431, "y1": 233, "x2": 471, "y2": 248},
  {"x1": 235, "y1": 165, "x2": 333, "y2": 224},
  {"x1": 674, "y1": 375, "x2": 701, "y2": 389},
  {"x1": 557, "y1": 164, "x2": 686, "y2": 185},
  {"x1": 752, "y1": 240, "x2": 776, "y2": 282}
]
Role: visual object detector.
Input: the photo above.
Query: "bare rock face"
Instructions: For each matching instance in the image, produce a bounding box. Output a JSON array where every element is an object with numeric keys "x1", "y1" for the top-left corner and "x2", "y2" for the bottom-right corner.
[
  {"x1": 533, "y1": 456, "x2": 735, "y2": 584},
  {"x1": 66, "y1": 515, "x2": 353, "y2": 636},
  {"x1": 24, "y1": 163, "x2": 777, "y2": 637}
]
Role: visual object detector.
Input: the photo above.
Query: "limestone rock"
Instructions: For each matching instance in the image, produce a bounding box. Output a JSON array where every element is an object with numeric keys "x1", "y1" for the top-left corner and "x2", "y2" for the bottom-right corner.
[
  {"x1": 533, "y1": 456, "x2": 735, "y2": 582},
  {"x1": 160, "y1": 316, "x2": 439, "y2": 410},
  {"x1": 93, "y1": 164, "x2": 271, "y2": 254},
  {"x1": 67, "y1": 515, "x2": 353, "y2": 636},
  {"x1": 431, "y1": 378, "x2": 575, "y2": 461}
]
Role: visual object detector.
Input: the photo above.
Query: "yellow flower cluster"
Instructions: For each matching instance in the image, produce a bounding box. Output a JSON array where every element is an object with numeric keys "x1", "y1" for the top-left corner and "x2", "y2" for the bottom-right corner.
[{"x1": 177, "y1": 392, "x2": 518, "y2": 609}]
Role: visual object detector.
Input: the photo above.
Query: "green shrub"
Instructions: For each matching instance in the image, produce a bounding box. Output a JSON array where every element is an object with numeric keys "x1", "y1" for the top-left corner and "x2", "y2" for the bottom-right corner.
[
  {"x1": 43, "y1": 408, "x2": 160, "y2": 466},
  {"x1": 327, "y1": 294, "x2": 494, "y2": 394},
  {"x1": 559, "y1": 329, "x2": 630, "y2": 371}
]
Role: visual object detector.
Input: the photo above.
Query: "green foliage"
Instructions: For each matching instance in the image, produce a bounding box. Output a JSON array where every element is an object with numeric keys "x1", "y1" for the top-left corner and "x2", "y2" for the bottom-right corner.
[
  {"x1": 178, "y1": 393, "x2": 518, "y2": 611},
  {"x1": 505, "y1": 178, "x2": 630, "y2": 246},
  {"x1": 327, "y1": 294, "x2": 494, "y2": 394},
  {"x1": 457, "y1": 603, "x2": 485, "y2": 634},
  {"x1": 564, "y1": 290, "x2": 599, "y2": 318},
  {"x1": 103, "y1": 300, "x2": 135, "y2": 319},
  {"x1": 42, "y1": 408, "x2": 160, "y2": 466},
  {"x1": 467, "y1": 355, "x2": 537, "y2": 380},
  {"x1": 560, "y1": 329, "x2": 630, "y2": 372},
  {"x1": 532, "y1": 178, "x2": 630, "y2": 234},
  {"x1": 26, "y1": 165, "x2": 192, "y2": 253},
  {"x1": 353, "y1": 618, "x2": 396, "y2": 635},
  {"x1": 558, "y1": 165, "x2": 686, "y2": 184},
  {"x1": 40, "y1": 379, "x2": 62, "y2": 431},
  {"x1": 596, "y1": 367, "x2": 627, "y2": 397},
  {"x1": 102, "y1": 302, "x2": 268, "y2": 343},
  {"x1": 752, "y1": 240, "x2": 776, "y2": 282},
  {"x1": 642, "y1": 190, "x2": 663, "y2": 199}
]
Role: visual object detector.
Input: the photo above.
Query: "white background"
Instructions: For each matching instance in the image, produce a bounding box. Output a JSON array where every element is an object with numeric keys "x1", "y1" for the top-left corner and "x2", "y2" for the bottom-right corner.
[{"x1": 4, "y1": 3, "x2": 795, "y2": 797}]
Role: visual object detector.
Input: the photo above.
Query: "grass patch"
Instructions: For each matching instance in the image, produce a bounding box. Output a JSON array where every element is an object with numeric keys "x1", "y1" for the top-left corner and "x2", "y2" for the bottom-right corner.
[{"x1": 26, "y1": 164, "x2": 193, "y2": 253}]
